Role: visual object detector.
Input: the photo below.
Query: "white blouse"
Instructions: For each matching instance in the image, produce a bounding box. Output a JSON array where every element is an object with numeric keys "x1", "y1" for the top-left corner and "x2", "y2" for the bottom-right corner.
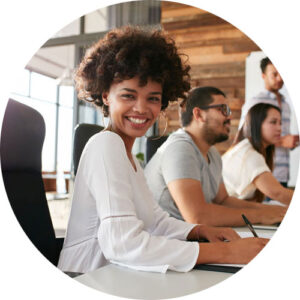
[
  {"x1": 222, "y1": 138, "x2": 271, "y2": 199},
  {"x1": 58, "y1": 131, "x2": 199, "y2": 273}
]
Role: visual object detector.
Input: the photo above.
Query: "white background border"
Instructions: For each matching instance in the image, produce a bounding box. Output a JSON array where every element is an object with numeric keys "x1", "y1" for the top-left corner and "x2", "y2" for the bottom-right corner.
[{"x1": 1, "y1": 0, "x2": 299, "y2": 299}]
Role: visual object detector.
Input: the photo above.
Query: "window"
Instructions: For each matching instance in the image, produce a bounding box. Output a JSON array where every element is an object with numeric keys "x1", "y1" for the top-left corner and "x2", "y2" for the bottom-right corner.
[
  {"x1": 30, "y1": 72, "x2": 57, "y2": 103},
  {"x1": 10, "y1": 70, "x2": 74, "y2": 172},
  {"x1": 57, "y1": 86, "x2": 74, "y2": 171}
]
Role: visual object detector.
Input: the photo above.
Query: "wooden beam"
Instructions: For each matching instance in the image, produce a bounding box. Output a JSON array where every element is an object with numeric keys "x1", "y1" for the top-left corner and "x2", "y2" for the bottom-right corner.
[
  {"x1": 174, "y1": 37, "x2": 260, "y2": 54},
  {"x1": 195, "y1": 76, "x2": 245, "y2": 89},
  {"x1": 162, "y1": 7, "x2": 207, "y2": 19},
  {"x1": 170, "y1": 28, "x2": 244, "y2": 44},
  {"x1": 190, "y1": 61, "x2": 245, "y2": 79},
  {"x1": 161, "y1": 1, "x2": 193, "y2": 10},
  {"x1": 223, "y1": 39, "x2": 260, "y2": 53},
  {"x1": 183, "y1": 49, "x2": 249, "y2": 65},
  {"x1": 163, "y1": 13, "x2": 228, "y2": 31}
]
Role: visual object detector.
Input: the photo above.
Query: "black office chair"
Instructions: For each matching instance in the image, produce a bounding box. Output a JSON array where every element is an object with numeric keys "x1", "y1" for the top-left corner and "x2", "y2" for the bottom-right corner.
[
  {"x1": 145, "y1": 135, "x2": 169, "y2": 163},
  {"x1": 73, "y1": 123, "x2": 104, "y2": 176},
  {"x1": 0, "y1": 99, "x2": 64, "y2": 266}
]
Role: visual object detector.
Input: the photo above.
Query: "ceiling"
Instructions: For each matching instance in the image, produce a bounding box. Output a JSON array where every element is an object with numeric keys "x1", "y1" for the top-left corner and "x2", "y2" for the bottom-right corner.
[
  {"x1": 25, "y1": 8, "x2": 108, "y2": 79},
  {"x1": 24, "y1": 1, "x2": 161, "y2": 80}
]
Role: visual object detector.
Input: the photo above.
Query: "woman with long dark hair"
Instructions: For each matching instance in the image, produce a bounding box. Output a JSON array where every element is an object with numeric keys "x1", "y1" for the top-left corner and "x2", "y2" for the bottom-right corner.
[{"x1": 222, "y1": 103, "x2": 293, "y2": 205}]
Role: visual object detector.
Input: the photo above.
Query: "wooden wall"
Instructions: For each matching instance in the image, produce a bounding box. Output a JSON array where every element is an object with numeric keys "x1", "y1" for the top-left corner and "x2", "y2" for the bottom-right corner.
[{"x1": 160, "y1": 1, "x2": 261, "y2": 153}]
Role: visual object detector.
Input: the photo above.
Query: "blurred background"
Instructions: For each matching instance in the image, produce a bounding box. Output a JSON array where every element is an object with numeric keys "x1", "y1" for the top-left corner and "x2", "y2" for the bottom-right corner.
[{"x1": 6, "y1": 0, "x2": 299, "y2": 236}]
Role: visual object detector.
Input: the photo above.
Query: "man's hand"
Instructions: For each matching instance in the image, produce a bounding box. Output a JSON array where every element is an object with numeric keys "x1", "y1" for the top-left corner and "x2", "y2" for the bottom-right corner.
[
  {"x1": 278, "y1": 134, "x2": 299, "y2": 149},
  {"x1": 255, "y1": 205, "x2": 287, "y2": 225}
]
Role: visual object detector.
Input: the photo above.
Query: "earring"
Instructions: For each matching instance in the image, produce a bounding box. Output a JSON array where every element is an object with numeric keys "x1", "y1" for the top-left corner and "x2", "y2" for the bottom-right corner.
[
  {"x1": 150, "y1": 112, "x2": 168, "y2": 140},
  {"x1": 101, "y1": 104, "x2": 112, "y2": 130},
  {"x1": 101, "y1": 105, "x2": 107, "y2": 116}
]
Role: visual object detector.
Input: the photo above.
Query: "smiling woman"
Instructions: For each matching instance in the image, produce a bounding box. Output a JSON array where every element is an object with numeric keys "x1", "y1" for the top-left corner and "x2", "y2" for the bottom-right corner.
[
  {"x1": 101, "y1": 77, "x2": 162, "y2": 155},
  {"x1": 58, "y1": 25, "x2": 269, "y2": 275}
]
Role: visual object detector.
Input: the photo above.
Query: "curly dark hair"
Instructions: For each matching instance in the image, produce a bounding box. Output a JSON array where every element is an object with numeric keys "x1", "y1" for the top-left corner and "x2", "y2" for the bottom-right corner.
[{"x1": 75, "y1": 26, "x2": 191, "y2": 116}]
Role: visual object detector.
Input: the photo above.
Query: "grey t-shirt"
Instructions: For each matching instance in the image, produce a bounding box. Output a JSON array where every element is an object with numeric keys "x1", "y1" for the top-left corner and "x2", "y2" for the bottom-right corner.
[{"x1": 144, "y1": 128, "x2": 223, "y2": 221}]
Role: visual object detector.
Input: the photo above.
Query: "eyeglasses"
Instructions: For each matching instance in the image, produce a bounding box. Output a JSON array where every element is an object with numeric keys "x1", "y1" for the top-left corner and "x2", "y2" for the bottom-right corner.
[{"x1": 200, "y1": 104, "x2": 231, "y2": 117}]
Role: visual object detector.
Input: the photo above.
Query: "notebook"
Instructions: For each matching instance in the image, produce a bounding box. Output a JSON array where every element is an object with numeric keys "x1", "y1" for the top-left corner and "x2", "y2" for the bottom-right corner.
[
  {"x1": 194, "y1": 231, "x2": 274, "y2": 273},
  {"x1": 253, "y1": 224, "x2": 279, "y2": 230}
]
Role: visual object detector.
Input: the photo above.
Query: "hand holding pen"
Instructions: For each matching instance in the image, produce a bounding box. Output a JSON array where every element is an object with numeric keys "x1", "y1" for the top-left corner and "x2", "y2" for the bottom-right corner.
[{"x1": 242, "y1": 214, "x2": 259, "y2": 237}]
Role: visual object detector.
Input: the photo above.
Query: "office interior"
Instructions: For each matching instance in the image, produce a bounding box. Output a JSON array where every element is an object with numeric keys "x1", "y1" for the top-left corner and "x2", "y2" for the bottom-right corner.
[{"x1": 5, "y1": 0, "x2": 299, "y2": 243}]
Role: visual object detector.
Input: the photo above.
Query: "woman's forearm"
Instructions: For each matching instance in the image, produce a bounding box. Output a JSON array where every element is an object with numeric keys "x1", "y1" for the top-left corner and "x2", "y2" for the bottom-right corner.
[
  {"x1": 254, "y1": 172, "x2": 293, "y2": 205},
  {"x1": 273, "y1": 187, "x2": 293, "y2": 205}
]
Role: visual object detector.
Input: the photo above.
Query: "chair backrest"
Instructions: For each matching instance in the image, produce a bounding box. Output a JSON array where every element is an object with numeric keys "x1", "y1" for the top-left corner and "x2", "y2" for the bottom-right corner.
[
  {"x1": 0, "y1": 99, "x2": 61, "y2": 266},
  {"x1": 73, "y1": 123, "x2": 104, "y2": 175},
  {"x1": 145, "y1": 135, "x2": 169, "y2": 163}
]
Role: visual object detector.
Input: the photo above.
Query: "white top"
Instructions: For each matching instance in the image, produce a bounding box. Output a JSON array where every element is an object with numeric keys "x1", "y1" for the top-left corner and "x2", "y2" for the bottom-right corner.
[
  {"x1": 238, "y1": 89, "x2": 290, "y2": 182},
  {"x1": 222, "y1": 139, "x2": 271, "y2": 199},
  {"x1": 58, "y1": 131, "x2": 199, "y2": 274}
]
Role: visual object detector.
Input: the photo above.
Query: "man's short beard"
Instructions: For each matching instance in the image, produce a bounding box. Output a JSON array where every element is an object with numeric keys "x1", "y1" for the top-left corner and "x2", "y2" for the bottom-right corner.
[{"x1": 203, "y1": 126, "x2": 229, "y2": 145}]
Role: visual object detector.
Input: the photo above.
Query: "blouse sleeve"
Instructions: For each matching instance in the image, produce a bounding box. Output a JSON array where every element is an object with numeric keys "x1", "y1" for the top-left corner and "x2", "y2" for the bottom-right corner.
[
  {"x1": 82, "y1": 133, "x2": 199, "y2": 273},
  {"x1": 150, "y1": 198, "x2": 197, "y2": 240},
  {"x1": 236, "y1": 149, "x2": 271, "y2": 196},
  {"x1": 244, "y1": 150, "x2": 271, "y2": 182}
]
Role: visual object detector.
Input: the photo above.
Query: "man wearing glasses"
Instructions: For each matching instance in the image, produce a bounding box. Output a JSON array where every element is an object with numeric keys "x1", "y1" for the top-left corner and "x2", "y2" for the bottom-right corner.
[{"x1": 144, "y1": 86, "x2": 285, "y2": 227}]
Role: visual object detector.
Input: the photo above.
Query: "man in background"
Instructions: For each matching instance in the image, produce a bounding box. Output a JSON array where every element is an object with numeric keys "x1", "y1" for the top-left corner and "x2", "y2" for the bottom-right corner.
[
  {"x1": 144, "y1": 86, "x2": 286, "y2": 227},
  {"x1": 239, "y1": 57, "x2": 299, "y2": 188}
]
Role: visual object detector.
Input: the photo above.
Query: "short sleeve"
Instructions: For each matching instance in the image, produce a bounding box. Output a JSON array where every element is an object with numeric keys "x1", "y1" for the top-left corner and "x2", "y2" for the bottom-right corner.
[
  {"x1": 236, "y1": 150, "x2": 271, "y2": 195},
  {"x1": 244, "y1": 151, "x2": 271, "y2": 182},
  {"x1": 209, "y1": 146, "x2": 223, "y2": 186},
  {"x1": 161, "y1": 141, "x2": 201, "y2": 184}
]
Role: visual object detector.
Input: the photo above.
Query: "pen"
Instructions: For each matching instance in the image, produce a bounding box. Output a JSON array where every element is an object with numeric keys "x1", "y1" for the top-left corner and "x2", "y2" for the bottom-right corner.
[{"x1": 242, "y1": 214, "x2": 259, "y2": 238}]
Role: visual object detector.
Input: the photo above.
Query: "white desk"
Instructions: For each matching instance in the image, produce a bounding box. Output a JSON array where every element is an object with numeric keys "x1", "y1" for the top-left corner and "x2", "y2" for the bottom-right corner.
[
  {"x1": 74, "y1": 227, "x2": 276, "y2": 299},
  {"x1": 75, "y1": 264, "x2": 232, "y2": 299}
]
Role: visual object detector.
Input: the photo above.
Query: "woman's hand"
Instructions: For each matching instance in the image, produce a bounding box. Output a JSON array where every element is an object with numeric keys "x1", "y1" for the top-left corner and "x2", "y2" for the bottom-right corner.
[
  {"x1": 196, "y1": 237, "x2": 269, "y2": 265},
  {"x1": 187, "y1": 225, "x2": 240, "y2": 242},
  {"x1": 220, "y1": 237, "x2": 269, "y2": 264},
  {"x1": 188, "y1": 226, "x2": 270, "y2": 265}
]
